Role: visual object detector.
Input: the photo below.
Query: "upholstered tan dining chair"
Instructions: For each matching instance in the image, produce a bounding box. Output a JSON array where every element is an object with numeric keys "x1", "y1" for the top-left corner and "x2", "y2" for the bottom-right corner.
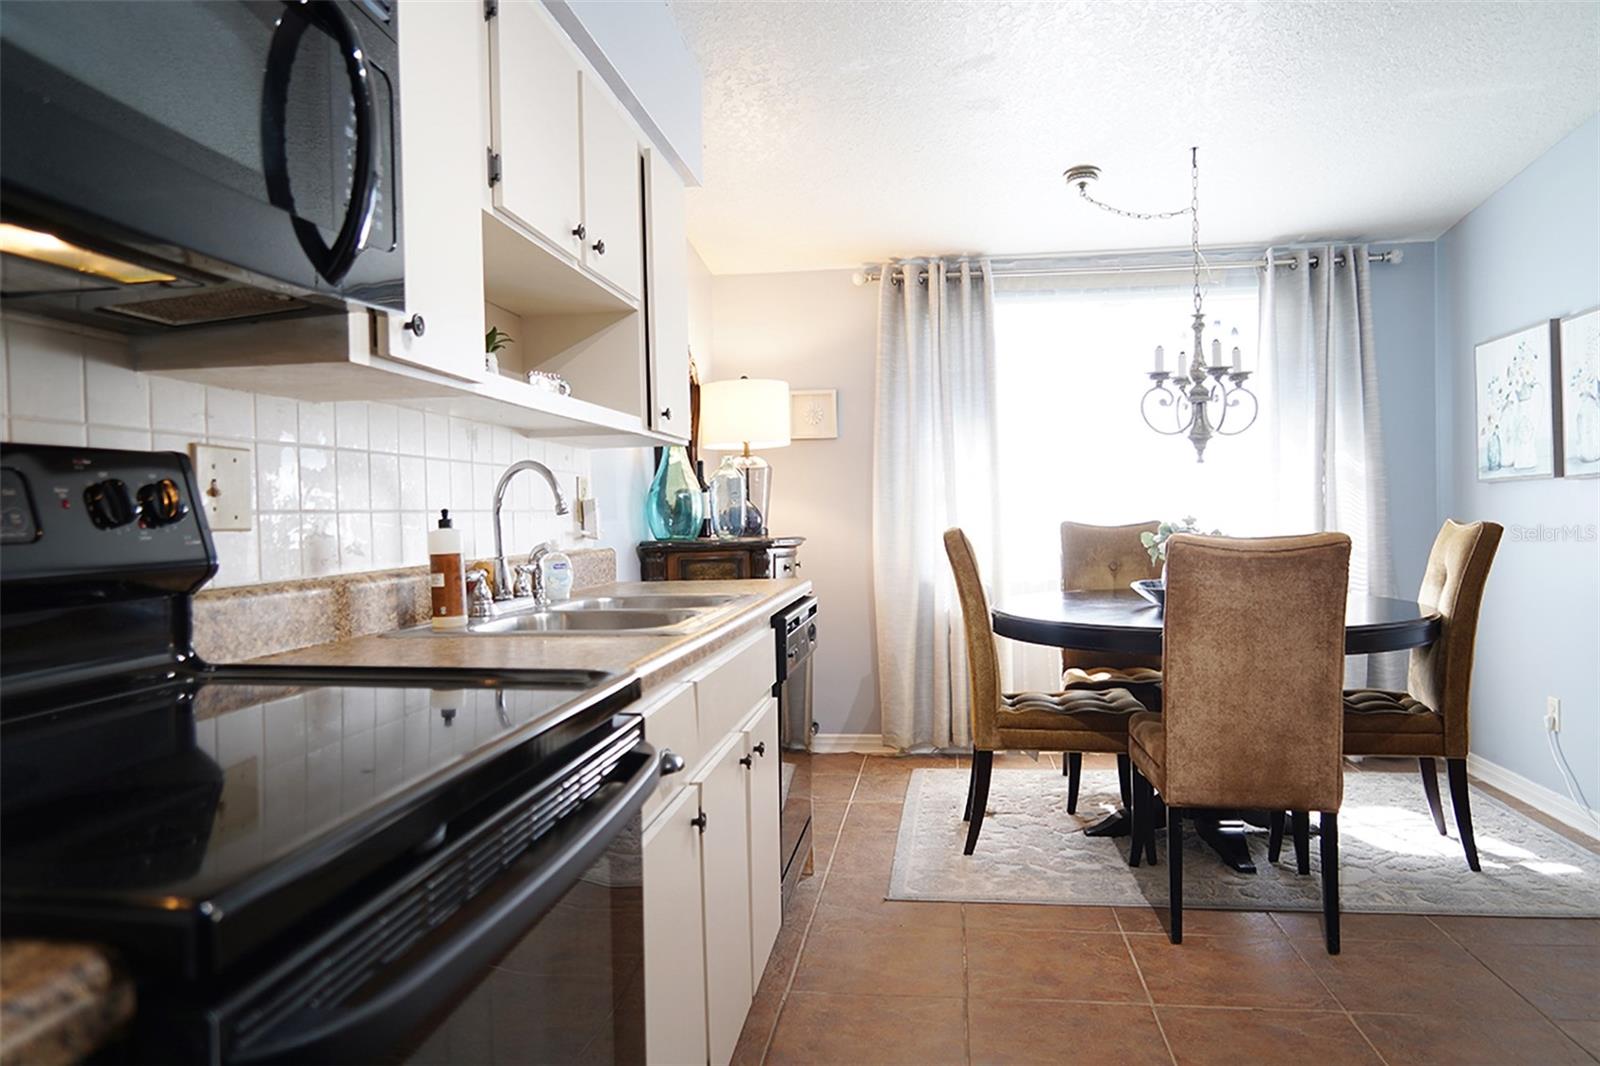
[
  {"x1": 1128, "y1": 533, "x2": 1351, "y2": 954},
  {"x1": 1057, "y1": 520, "x2": 1164, "y2": 813},
  {"x1": 1343, "y1": 519, "x2": 1503, "y2": 870},
  {"x1": 944, "y1": 528, "x2": 1145, "y2": 856}
]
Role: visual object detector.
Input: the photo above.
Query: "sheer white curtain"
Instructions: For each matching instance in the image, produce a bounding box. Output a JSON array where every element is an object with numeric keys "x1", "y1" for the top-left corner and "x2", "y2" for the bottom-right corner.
[
  {"x1": 1262, "y1": 245, "x2": 1402, "y2": 687},
  {"x1": 872, "y1": 260, "x2": 1000, "y2": 752}
]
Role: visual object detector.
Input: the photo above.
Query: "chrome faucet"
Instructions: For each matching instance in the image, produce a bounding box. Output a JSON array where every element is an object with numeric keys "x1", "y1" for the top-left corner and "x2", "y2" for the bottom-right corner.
[{"x1": 492, "y1": 460, "x2": 569, "y2": 601}]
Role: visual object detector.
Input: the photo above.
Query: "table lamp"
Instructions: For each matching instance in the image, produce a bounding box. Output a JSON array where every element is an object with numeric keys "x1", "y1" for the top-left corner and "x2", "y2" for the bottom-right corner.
[{"x1": 699, "y1": 376, "x2": 790, "y2": 536}]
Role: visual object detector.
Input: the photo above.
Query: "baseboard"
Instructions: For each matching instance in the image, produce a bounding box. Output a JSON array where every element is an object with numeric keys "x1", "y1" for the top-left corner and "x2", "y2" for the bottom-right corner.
[
  {"x1": 812, "y1": 732, "x2": 894, "y2": 754},
  {"x1": 1467, "y1": 752, "x2": 1600, "y2": 842}
]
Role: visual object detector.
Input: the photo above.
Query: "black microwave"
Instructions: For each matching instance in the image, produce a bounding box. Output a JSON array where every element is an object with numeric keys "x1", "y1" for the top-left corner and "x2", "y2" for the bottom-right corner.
[{"x1": 0, "y1": 0, "x2": 403, "y2": 333}]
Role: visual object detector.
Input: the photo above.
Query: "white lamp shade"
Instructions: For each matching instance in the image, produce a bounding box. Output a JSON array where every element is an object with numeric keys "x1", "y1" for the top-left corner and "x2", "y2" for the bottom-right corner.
[{"x1": 699, "y1": 378, "x2": 791, "y2": 450}]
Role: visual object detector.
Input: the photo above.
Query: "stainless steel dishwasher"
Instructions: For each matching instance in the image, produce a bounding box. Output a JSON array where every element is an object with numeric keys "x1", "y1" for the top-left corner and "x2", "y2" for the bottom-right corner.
[{"x1": 773, "y1": 596, "x2": 818, "y2": 905}]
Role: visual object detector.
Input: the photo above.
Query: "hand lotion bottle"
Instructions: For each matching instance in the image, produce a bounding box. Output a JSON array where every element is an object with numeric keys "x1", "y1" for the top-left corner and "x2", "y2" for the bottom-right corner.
[{"x1": 428, "y1": 509, "x2": 467, "y2": 630}]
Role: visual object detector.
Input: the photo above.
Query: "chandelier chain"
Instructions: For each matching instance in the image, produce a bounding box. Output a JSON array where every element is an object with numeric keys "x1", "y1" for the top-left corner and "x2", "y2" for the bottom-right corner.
[
  {"x1": 1190, "y1": 147, "x2": 1202, "y2": 316},
  {"x1": 1075, "y1": 184, "x2": 1192, "y2": 222}
]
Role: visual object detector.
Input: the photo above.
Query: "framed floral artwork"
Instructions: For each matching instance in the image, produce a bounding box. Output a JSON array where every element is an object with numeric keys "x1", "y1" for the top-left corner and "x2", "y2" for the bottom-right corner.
[
  {"x1": 1474, "y1": 320, "x2": 1559, "y2": 481},
  {"x1": 790, "y1": 389, "x2": 838, "y2": 440},
  {"x1": 1559, "y1": 306, "x2": 1600, "y2": 478}
]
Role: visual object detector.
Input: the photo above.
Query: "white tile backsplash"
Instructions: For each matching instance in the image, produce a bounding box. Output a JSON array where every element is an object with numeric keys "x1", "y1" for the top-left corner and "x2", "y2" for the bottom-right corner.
[
  {"x1": 336, "y1": 449, "x2": 371, "y2": 510},
  {"x1": 335, "y1": 401, "x2": 369, "y2": 450},
  {"x1": 206, "y1": 387, "x2": 255, "y2": 439},
  {"x1": 85, "y1": 353, "x2": 150, "y2": 428},
  {"x1": 3, "y1": 316, "x2": 598, "y2": 589},
  {"x1": 8, "y1": 319, "x2": 86, "y2": 422},
  {"x1": 255, "y1": 394, "x2": 298, "y2": 443},
  {"x1": 151, "y1": 377, "x2": 208, "y2": 434}
]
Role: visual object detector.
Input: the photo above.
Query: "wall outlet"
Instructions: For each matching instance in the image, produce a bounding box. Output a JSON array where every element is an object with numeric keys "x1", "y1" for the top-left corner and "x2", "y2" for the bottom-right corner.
[
  {"x1": 1546, "y1": 696, "x2": 1562, "y2": 733},
  {"x1": 190, "y1": 443, "x2": 252, "y2": 532}
]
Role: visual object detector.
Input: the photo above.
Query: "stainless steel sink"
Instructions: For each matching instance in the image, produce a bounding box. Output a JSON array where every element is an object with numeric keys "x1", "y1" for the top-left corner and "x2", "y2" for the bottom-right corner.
[
  {"x1": 468, "y1": 608, "x2": 700, "y2": 634},
  {"x1": 551, "y1": 594, "x2": 738, "y2": 612}
]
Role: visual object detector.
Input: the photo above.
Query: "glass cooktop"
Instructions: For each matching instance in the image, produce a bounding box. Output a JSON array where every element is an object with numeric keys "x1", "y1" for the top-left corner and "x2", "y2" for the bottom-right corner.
[{"x1": 1, "y1": 667, "x2": 628, "y2": 906}]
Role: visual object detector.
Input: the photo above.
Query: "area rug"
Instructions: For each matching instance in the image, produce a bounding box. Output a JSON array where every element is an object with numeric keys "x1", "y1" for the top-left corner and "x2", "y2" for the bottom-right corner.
[{"x1": 887, "y1": 768, "x2": 1600, "y2": 916}]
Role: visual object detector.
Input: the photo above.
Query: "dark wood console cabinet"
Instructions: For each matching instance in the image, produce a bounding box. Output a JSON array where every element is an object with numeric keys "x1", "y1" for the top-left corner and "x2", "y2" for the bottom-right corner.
[{"x1": 637, "y1": 537, "x2": 805, "y2": 582}]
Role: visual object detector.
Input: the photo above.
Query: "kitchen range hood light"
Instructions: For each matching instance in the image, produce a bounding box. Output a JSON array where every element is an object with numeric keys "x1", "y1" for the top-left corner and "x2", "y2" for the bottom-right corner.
[{"x1": 0, "y1": 222, "x2": 176, "y2": 284}]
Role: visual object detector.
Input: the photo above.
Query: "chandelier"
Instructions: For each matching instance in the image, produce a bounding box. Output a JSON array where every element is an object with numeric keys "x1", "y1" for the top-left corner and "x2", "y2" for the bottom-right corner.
[{"x1": 1065, "y1": 147, "x2": 1259, "y2": 462}]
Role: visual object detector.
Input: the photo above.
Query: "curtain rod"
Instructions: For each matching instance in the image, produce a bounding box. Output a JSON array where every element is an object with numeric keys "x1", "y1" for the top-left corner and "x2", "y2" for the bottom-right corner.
[{"x1": 856, "y1": 249, "x2": 1402, "y2": 285}]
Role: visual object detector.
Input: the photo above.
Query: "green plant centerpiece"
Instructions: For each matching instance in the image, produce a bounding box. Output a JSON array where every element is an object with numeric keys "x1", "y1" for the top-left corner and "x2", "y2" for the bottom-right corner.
[{"x1": 1141, "y1": 516, "x2": 1222, "y2": 582}]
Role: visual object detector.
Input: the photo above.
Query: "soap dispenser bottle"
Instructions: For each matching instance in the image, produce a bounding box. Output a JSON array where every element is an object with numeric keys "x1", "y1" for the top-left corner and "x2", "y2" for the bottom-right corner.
[
  {"x1": 428, "y1": 509, "x2": 467, "y2": 630},
  {"x1": 539, "y1": 544, "x2": 574, "y2": 603}
]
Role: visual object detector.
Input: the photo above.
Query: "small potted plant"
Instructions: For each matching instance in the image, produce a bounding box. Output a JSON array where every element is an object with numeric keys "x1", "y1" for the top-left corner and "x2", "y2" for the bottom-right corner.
[
  {"x1": 484, "y1": 326, "x2": 513, "y2": 375},
  {"x1": 1135, "y1": 517, "x2": 1221, "y2": 607}
]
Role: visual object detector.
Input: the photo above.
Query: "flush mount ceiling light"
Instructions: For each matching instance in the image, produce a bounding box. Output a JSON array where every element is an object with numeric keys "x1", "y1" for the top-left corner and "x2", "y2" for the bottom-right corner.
[{"x1": 1064, "y1": 148, "x2": 1258, "y2": 463}]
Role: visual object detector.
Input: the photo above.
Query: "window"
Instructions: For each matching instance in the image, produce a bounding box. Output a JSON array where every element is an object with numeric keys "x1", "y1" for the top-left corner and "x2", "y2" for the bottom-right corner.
[{"x1": 992, "y1": 273, "x2": 1273, "y2": 601}]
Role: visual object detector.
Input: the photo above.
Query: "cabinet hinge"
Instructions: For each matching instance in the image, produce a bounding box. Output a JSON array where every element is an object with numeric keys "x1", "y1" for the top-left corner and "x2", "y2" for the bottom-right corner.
[
  {"x1": 484, "y1": 0, "x2": 497, "y2": 20},
  {"x1": 487, "y1": 149, "x2": 502, "y2": 188}
]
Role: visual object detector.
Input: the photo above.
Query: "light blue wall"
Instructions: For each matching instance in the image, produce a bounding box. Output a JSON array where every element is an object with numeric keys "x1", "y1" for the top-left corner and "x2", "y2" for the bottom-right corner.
[
  {"x1": 1435, "y1": 113, "x2": 1600, "y2": 808},
  {"x1": 1370, "y1": 241, "x2": 1438, "y2": 596}
]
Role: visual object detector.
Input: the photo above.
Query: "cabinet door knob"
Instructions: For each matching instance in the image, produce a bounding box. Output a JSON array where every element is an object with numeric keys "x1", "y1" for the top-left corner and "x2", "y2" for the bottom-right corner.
[
  {"x1": 592, "y1": 238, "x2": 606, "y2": 256},
  {"x1": 402, "y1": 313, "x2": 426, "y2": 337},
  {"x1": 753, "y1": 742, "x2": 767, "y2": 757},
  {"x1": 660, "y1": 749, "x2": 686, "y2": 776},
  {"x1": 739, "y1": 754, "x2": 753, "y2": 769},
  {"x1": 660, "y1": 407, "x2": 672, "y2": 420},
  {"x1": 571, "y1": 223, "x2": 586, "y2": 240},
  {"x1": 690, "y1": 810, "x2": 708, "y2": 833}
]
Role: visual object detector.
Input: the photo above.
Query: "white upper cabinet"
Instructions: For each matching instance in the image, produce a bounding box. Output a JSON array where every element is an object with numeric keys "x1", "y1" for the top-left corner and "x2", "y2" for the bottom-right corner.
[
  {"x1": 487, "y1": 1, "x2": 583, "y2": 261},
  {"x1": 378, "y1": 0, "x2": 484, "y2": 381},
  {"x1": 644, "y1": 148, "x2": 690, "y2": 438},
  {"x1": 579, "y1": 74, "x2": 644, "y2": 301}
]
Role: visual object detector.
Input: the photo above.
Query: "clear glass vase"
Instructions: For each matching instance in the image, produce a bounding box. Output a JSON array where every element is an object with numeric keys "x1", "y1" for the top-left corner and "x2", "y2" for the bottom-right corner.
[
  {"x1": 643, "y1": 446, "x2": 703, "y2": 540},
  {"x1": 708, "y1": 456, "x2": 755, "y2": 538}
]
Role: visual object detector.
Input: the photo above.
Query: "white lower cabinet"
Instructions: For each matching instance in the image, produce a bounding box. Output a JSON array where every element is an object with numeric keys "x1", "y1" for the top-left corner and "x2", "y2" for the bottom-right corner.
[
  {"x1": 741, "y1": 698, "x2": 782, "y2": 989},
  {"x1": 641, "y1": 630, "x2": 786, "y2": 1065},
  {"x1": 642, "y1": 784, "x2": 709, "y2": 1066},
  {"x1": 695, "y1": 735, "x2": 755, "y2": 1066}
]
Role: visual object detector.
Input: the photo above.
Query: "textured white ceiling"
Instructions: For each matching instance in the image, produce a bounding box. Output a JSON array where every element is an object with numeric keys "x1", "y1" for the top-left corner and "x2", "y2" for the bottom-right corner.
[{"x1": 671, "y1": 1, "x2": 1600, "y2": 274}]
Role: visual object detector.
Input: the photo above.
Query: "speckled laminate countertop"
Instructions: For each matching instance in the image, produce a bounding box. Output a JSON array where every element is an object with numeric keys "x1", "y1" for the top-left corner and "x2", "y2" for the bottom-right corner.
[
  {"x1": 250, "y1": 578, "x2": 813, "y2": 691},
  {"x1": 0, "y1": 942, "x2": 133, "y2": 1066},
  {"x1": 1, "y1": 577, "x2": 811, "y2": 1064}
]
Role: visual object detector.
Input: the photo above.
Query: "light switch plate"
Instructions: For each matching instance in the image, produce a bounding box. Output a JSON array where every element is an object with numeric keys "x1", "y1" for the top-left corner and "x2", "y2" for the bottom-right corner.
[{"x1": 190, "y1": 443, "x2": 252, "y2": 531}]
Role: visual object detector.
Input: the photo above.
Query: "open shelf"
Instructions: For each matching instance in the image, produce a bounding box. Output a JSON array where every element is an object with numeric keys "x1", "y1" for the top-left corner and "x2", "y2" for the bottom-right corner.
[{"x1": 482, "y1": 211, "x2": 636, "y2": 317}]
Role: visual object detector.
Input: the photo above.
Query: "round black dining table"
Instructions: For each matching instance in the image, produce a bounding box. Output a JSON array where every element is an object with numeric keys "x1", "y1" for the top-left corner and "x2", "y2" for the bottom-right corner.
[{"x1": 990, "y1": 589, "x2": 1442, "y2": 872}]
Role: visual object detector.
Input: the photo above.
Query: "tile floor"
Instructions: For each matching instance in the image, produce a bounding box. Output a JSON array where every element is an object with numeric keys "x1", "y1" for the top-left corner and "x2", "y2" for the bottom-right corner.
[{"x1": 733, "y1": 753, "x2": 1600, "y2": 1065}]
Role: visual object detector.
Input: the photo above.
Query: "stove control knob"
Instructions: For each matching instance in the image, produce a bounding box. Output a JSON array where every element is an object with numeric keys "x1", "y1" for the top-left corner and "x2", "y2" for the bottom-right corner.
[
  {"x1": 137, "y1": 478, "x2": 187, "y2": 526},
  {"x1": 83, "y1": 478, "x2": 135, "y2": 529}
]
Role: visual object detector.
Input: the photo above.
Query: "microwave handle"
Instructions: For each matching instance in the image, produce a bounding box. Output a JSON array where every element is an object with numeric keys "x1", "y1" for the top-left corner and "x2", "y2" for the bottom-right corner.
[
  {"x1": 261, "y1": 0, "x2": 380, "y2": 286},
  {"x1": 230, "y1": 741, "x2": 660, "y2": 1064}
]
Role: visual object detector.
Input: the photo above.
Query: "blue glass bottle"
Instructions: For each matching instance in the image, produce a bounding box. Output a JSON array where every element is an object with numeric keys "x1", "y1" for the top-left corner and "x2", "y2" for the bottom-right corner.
[{"x1": 644, "y1": 445, "x2": 703, "y2": 540}]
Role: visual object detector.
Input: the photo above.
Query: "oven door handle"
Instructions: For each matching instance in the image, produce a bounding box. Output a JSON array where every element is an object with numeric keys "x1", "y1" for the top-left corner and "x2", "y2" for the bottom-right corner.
[
  {"x1": 261, "y1": 0, "x2": 380, "y2": 286},
  {"x1": 230, "y1": 741, "x2": 659, "y2": 1065}
]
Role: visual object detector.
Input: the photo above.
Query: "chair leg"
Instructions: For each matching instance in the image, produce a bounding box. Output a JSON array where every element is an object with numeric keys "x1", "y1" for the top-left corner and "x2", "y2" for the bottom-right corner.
[
  {"x1": 1168, "y1": 806, "x2": 1184, "y2": 944},
  {"x1": 1419, "y1": 758, "x2": 1447, "y2": 835},
  {"x1": 963, "y1": 758, "x2": 976, "y2": 822},
  {"x1": 963, "y1": 751, "x2": 994, "y2": 855},
  {"x1": 1290, "y1": 811, "x2": 1311, "y2": 875},
  {"x1": 1447, "y1": 758, "x2": 1481, "y2": 871},
  {"x1": 1128, "y1": 766, "x2": 1144, "y2": 868},
  {"x1": 1267, "y1": 810, "x2": 1286, "y2": 863},
  {"x1": 1117, "y1": 752, "x2": 1132, "y2": 809},
  {"x1": 1065, "y1": 752, "x2": 1083, "y2": 814},
  {"x1": 1321, "y1": 811, "x2": 1341, "y2": 955}
]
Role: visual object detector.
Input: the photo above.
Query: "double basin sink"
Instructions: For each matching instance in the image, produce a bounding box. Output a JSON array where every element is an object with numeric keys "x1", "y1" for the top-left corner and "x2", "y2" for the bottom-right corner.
[{"x1": 391, "y1": 593, "x2": 740, "y2": 638}]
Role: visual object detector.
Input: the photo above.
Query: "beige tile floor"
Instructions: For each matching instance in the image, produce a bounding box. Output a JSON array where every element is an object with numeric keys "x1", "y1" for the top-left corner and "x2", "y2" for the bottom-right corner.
[{"x1": 733, "y1": 753, "x2": 1600, "y2": 1065}]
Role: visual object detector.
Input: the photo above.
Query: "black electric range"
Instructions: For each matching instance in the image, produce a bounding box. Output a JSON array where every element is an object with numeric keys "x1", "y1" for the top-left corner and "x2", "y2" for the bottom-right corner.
[{"x1": 0, "y1": 445, "x2": 657, "y2": 1064}]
